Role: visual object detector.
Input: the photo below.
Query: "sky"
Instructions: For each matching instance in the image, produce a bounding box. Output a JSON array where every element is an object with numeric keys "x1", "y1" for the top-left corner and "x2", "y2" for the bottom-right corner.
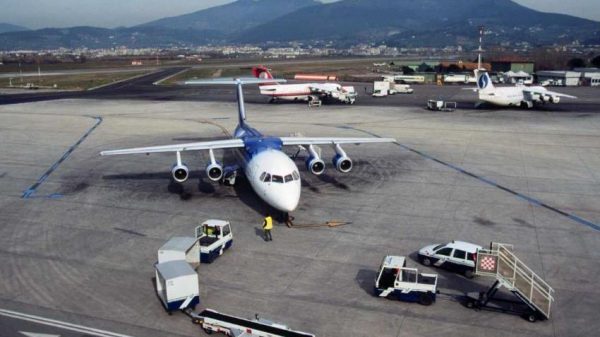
[{"x1": 0, "y1": 0, "x2": 598, "y2": 29}]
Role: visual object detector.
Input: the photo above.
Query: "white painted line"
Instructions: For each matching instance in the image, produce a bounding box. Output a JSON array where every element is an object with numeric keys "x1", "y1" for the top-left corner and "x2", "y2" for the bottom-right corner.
[
  {"x1": 152, "y1": 68, "x2": 189, "y2": 85},
  {"x1": 20, "y1": 332, "x2": 61, "y2": 337},
  {"x1": 86, "y1": 71, "x2": 156, "y2": 91},
  {"x1": 0, "y1": 309, "x2": 135, "y2": 337}
]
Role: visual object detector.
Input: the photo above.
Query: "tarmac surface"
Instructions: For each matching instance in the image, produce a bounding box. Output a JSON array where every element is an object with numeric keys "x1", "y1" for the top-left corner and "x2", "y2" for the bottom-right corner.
[
  {"x1": 1, "y1": 66, "x2": 598, "y2": 113},
  {"x1": 1, "y1": 74, "x2": 600, "y2": 336}
]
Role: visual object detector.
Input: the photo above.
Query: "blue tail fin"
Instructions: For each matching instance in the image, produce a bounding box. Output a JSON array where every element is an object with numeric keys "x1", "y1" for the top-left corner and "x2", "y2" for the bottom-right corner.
[
  {"x1": 476, "y1": 70, "x2": 494, "y2": 92},
  {"x1": 235, "y1": 81, "x2": 246, "y2": 127}
]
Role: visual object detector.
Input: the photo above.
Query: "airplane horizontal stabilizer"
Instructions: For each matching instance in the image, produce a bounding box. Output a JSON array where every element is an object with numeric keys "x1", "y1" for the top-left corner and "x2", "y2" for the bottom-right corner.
[{"x1": 183, "y1": 78, "x2": 286, "y2": 86}]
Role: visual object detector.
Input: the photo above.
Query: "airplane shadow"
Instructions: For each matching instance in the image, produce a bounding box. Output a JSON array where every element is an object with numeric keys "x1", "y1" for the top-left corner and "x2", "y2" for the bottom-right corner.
[
  {"x1": 231, "y1": 176, "x2": 282, "y2": 219},
  {"x1": 316, "y1": 174, "x2": 349, "y2": 190}
]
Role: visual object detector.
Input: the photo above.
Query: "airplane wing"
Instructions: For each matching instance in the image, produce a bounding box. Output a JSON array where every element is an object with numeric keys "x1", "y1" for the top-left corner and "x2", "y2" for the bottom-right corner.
[
  {"x1": 100, "y1": 139, "x2": 245, "y2": 156},
  {"x1": 522, "y1": 89, "x2": 577, "y2": 99},
  {"x1": 280, "y1": 137, "x2": 396, "y2": 146}
]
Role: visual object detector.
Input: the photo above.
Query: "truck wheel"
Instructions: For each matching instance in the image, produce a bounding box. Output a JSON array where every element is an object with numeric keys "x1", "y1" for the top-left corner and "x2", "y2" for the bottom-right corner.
[
  {"x1": 419, "y1": 292, "x2": 433, "y2": 306},
  {"x1": 466, "y1": 299, "x2": 476, "y2": 309},
  {"x1": 464, "y1": 269, "x2": 474, "y2": 279},
  {"x1": 203, "y1": 327, "x2": 213, "y2": 334},
  {"x1": 526, "y1": 313, "x2": 537, "y2": 323},
  {"x1": 421, "y1": 257, "x2": 432, "y2": 266}
]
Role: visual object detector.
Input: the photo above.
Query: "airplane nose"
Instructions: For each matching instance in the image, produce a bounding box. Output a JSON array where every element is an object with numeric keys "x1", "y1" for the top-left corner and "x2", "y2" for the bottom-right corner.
[{"x1": 272, "y1": 184, "x2": 300, "y2": 212}]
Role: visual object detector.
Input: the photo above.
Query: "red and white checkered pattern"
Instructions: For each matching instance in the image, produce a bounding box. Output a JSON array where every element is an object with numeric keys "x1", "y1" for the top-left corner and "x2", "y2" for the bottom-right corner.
[{"x1": 479, "y1": 255, "x2": 497, "y2": 271}]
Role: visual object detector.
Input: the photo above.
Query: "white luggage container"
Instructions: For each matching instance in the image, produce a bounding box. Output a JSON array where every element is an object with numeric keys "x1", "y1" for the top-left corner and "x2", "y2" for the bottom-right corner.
[
  {"x1": 155, "y1": 260, "x2": 200, "y2": 313},
  {"x1": 158, "y1": 236, "x2": 200, "y2": 265}
]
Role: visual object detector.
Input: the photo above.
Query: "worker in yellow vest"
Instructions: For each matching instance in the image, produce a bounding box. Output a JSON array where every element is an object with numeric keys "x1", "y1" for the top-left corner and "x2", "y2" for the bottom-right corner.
[{"x1": 263, "y1": 214, "x2": 273, "y2": 241}]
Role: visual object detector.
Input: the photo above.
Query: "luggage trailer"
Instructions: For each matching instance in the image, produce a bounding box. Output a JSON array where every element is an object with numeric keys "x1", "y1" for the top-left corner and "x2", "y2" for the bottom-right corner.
[
  {"x1": 464, "y1": 242, "x2": 555, "y2": 322},
  {"x1": 186, "y1": 309, "x2": 315, "y2": 337}
]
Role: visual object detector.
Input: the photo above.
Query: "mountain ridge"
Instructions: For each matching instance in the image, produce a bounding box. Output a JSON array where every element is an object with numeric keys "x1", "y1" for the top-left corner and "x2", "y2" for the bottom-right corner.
[
  {"x1": 0, "y1": 0, "x2": 597, "y2": 50},
  {"x1": 139, "y1": 0, "x2": 319, "y2": 33},
  {"x1": 0, "y1": 23, "x2": 29, "y2": 34},
  {"x1": 237, "y1": 0, "x2": 598, "y2": 46}
]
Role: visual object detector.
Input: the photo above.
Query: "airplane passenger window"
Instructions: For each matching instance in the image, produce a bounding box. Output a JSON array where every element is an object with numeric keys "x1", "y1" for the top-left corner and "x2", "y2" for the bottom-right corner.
[
  {"x1": 284, "y1": 174, "x2": 293, "y2": 183},
  {"x1": 272, "y1": 175, "x2": 284, "y2": 183},
  {"x1": 292, "y1": 171, "x2": 300, "y2": 180},
  {"x1": 263, "y1": 173, "x2": 271, "y2": 182}
]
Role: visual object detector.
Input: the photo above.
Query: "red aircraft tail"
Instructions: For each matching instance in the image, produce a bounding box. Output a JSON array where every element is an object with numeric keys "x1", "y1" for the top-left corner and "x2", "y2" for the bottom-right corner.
[{"x1": 252, "y1": 66, "x2": 274, "y2": 80}]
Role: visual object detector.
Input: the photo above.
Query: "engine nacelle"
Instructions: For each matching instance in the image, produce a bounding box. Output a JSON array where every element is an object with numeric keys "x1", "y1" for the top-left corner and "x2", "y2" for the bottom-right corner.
[
  {"x1": 171, "y1": 164, "x2": 189, "y2": 183},
  {"x1": 332, "y1": 154, "x2": 352, "y2": 173},
  {"x1": 306, "y1": 156, "x2": 325, "y2": 175},
  {"x1": 206, "y1": 162, "x2": 223, "y2": 182},
  {"x1": 550, "y1": 95, "x2": 560, "y2": 104}
]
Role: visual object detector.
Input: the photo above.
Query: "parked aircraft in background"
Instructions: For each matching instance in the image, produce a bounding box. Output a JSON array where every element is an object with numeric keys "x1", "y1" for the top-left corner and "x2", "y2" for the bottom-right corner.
[
  {"x1": 101, "y1": 78, "x2": 395, "y2": 213},
  {"x1": 252, "y1": 66, "x2": 357, "y2": 106},
  {"x1": 473, "y1": 70, "x2": 577, "y2": 108}
]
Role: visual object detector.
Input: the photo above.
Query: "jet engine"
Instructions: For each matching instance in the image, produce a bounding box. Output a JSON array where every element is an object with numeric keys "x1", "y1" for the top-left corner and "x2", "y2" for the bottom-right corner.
[
  {"x1": 550, "y1": 95, "x2": 560, "y2": 103},
  {"x1": 171, "y1": 151, "x2": 189, "y2": 183},
  {"x1": 205, "y1": 148, "x2": 223, "y2": 181},
  {"x1": 206, "y1": 163, "x2": 223, "y2": 181},
  {"x1": 171, "y1": 164, "x2": 189, "y2": 183},
  {"x1": 305, "y1": 145, "x2": 325, "y2": 175},
  {"x1": 332, "y1": 144, "x2": 352, "y2": 173}
]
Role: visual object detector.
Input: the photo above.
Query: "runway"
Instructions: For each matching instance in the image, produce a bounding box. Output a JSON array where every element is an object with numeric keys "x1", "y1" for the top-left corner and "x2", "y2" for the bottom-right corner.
[{"x1": 1, "y1": 95, "x2": 599, "y2": 336}]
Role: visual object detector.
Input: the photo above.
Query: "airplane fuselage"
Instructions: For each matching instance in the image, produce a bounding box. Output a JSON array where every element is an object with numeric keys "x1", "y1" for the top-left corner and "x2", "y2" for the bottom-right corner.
[
  {"x1": 233, "y1": 123, "x2": 301, "y2": 212},
  {"x1": 259, "y1": 83, "x2": 321, "y2": 101},
  {"x1": 259, "y1": 83, "x2": 351, "y2": 102},
  {"x1": 479, "y1": 86, "x2": 562, "y2": 107}
]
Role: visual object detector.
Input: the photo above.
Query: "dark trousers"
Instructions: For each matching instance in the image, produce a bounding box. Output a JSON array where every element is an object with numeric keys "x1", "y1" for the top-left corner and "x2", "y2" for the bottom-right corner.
[{"x1": 264, "y1": 229, "x2": 272, "y2": 241}]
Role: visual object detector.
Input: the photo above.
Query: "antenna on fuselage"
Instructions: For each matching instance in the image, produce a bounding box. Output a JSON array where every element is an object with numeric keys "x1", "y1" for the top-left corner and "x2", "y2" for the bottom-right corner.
[{"x1": 184, "y1": 77, "x2": 286, "y2": 128}]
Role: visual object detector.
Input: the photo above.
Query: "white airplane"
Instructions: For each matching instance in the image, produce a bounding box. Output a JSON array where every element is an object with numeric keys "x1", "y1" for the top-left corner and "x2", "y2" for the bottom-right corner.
[
  {"x1": 252, "y1": 66, "x2": 357, "y2": 105},
  {"x1": 467, "y1": 25, "x2": 576, "y2": 109},
  {"x1": 473, "y1": 70, "x2": 577, "y2": 108},
  {"x1": 100, "y1": 78, "x2": 395, "y2": 213}
]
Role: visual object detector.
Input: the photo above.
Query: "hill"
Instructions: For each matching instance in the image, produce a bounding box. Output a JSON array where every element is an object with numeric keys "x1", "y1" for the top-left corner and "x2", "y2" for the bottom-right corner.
[
  {"x1": 0, "y1": 0, "x2": 598, "y2": 50},
  {"x1": 237, "y1": 0, "x2": 599, "y2": 47},
  {"x1": 139, "y1": 0, "x2": 319, "y2": 33},
  {"x1": 0, "y1": 26, "x2": 223, "y2": 50},
  {"x1": 0, "y1": 23, "x2": 29, "y2": 34}
]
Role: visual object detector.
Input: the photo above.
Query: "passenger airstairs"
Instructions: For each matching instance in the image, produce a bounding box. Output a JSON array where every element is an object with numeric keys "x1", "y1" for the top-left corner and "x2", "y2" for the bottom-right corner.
[{"x1": 473, "y1": 242, "x2": 555, "y2": 321}]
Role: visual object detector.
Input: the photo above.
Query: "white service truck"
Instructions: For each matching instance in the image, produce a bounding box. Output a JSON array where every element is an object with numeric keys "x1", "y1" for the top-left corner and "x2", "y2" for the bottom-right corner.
[
  {"x1": 374, "y1": 255, "x2": 438, "y2": 305},
  {"x1": 373, "y1": 81, "x2": 413, "y2": 97},
  {"x1": 195, "y1": 219, "x2": 233, "y2": 263}
]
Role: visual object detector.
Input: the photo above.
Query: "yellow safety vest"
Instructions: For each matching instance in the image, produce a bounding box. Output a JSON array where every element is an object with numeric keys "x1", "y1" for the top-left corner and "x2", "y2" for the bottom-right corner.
[{"x1": 263, "y1": 216, "x2": 273, "y2": 230}]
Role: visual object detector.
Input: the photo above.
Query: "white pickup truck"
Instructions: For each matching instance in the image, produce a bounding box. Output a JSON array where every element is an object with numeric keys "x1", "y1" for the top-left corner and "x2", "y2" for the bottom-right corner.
[
  {"x1": 195, "y1": 219, "x2": 233, "y2": 263},
  {"x1": 374, "y1": 255, "x2": 438, "y2": 305}
]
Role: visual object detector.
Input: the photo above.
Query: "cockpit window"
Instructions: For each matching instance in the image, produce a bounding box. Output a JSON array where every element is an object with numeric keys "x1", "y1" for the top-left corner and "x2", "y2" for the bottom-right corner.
[
  {"x1": 259, "y1": 172, "x2": 266, "y2": 181},
  {"x1": 272, "y1": 175, "x2": 284, "y2": 183},
  {"x1": 262, "y1": 173, "x2": 271, "y2": 182},
  {"x1": 292, "y1": 171, "x2": 300, "y2": 180},
  {"x1": 284, "y1": 174, "x2": 293, "y2": 183}
]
